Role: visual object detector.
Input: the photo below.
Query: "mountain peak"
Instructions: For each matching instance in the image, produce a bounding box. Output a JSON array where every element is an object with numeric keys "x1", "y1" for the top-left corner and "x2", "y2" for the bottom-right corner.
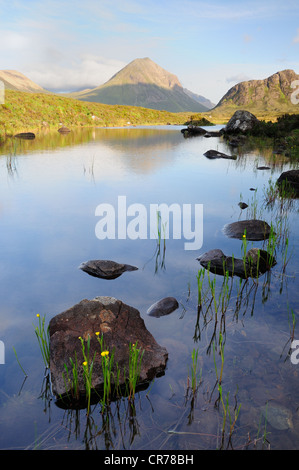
[
  {"x1": 214, "y1": 68, "x2": 299, "y2": 113},
  {"x1": 0, "y1": 69, "x2": 48, "y2": 93},
  {"x1": 71, "y1": 57, "x2": 210, "y2": 113},
  {"x1": 107, "y1": 57, "x2": 182, "y2": 89}
]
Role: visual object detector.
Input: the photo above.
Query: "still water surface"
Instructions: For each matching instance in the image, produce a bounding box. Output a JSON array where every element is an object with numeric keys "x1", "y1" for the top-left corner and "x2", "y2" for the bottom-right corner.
[{"x1": 0, "y1": 126, "x2": 298, "y2": 450}]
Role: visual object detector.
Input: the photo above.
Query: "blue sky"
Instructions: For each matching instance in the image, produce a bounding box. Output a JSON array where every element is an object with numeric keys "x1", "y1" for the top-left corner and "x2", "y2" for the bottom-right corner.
[{"x1": 1, "y1": 0, "x2": 299, "y2": 102}]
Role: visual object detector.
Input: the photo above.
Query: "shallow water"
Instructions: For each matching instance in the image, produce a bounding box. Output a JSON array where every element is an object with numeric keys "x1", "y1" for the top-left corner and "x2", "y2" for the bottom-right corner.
[{"x1": 0, "y1": 125, "x2": 298, "y2": 450}]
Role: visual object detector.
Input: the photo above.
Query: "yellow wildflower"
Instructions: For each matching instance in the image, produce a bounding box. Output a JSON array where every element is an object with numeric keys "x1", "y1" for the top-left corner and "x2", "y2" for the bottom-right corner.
[{"x1": 83, "y1": 361, "x2": 87, "y2": 366}]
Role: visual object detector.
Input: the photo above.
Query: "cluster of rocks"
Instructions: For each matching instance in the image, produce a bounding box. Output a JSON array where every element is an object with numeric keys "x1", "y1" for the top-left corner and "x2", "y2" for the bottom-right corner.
[
  {"x1": 193, "y1": 112, "x2": 281, "y2": 279},
  {"x1": 14, "y1": 126, "x2": 71, "y2": 140},
  {"x1": 181, "y1": 126, "x2": 222, "y2": 138},
  {"x1": 45, "y1": 111, "x2": 299, "y2": 411},
  {"x1": 49, "y1": 259, "x2": 178, "y2": 405}
]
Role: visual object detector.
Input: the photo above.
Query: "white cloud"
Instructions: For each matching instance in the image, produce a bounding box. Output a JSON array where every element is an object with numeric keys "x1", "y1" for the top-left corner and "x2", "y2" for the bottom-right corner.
[
  {"x1": 3, "y1": 31, "x2": 31, "y2": 50},
  {"x1": 226, "y1": 74, "x2": 252, "y2": 83},
  {"x1": 23, "y1": 55, "x2": 127, "y2": 91}
]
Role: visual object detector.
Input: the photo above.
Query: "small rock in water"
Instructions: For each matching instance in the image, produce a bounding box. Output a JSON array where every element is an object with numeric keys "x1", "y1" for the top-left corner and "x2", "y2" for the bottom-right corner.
[
  {"x1": 238, "y1": 202, "x2": 248, "y2": 210},
  {"x1": 261, "y1": 403, "x2": 293, "y2": 430},
  {"x1": 14, "y1": 132, "x2": 35, "y2": 140},
  {"x1": 257, "y1": 166, "x2": 271, "y2": 170},
  {"x1": 147, "y1": 297, "x2": 179, "y2": 318},
  {"x1": 204, "y1": 149, "x2": 237, "y2": 160},
  {"x1": 223, "y1": 219, "x2": 272, "y2": 241},
  {"x1": 197, "y1": 247, "x2": 275, "y2": 279},
  {"x1": 79, "y1": 259, "x2": 138, "y2": 279},
  {"x1": 58, "y1": 126, "x2": 71, "y2": 133}
]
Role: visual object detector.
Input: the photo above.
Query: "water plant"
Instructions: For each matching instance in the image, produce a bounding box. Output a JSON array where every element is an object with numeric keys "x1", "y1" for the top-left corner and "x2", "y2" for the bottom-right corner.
[
  {"x1": 79, "y1": 335, "x2": 96, "y2": 415},
  {"x1": 213, "y1": 331, "x2": 225, "y2": 386},
  {"x1": 196, "y1": 268, "x2": 205, "y2": 306},
  {"x1": 187, "y1": 347, "x2": 201, "y2": 396},
  {"x1": 241, "y1": 231, "x2": 248, "y2": 278},
  {"x1": 33, "y1": 314, "x2": 50, "y2": 369},
  {"x1": 12, "y1": 346, "x2": 28, "y2": 377},
  {"x1": 154, "y1": 210, "x2": 167, "y2": 273},
  {"x1": 62, "y1": 354, "x2": 80, "y2": 403},
  {"x1": 217, "y1": 384, "x2": 241, "y2": 449},
  {"x1": 126, "y1": 341, "x2": 144, "y2": 401},
  {"x1": 96, "y1": 332, "x2": 116, "y2": 408}
]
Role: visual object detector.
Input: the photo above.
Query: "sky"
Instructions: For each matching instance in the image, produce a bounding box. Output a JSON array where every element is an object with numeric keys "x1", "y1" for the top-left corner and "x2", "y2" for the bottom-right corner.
[{"x1": 1, "y1": 0, "x2": 299, "y2": 103}]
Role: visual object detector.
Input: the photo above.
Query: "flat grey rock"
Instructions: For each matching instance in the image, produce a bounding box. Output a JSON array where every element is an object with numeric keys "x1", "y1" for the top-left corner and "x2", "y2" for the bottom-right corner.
[{"x1": 79, "y1": 259, "x2": 138, "y2": 279}]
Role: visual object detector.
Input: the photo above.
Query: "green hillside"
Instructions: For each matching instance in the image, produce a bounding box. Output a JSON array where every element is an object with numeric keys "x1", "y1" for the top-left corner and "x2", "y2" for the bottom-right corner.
[{"x1": 0, "y1": 88, "x2": 203, "y2": 139}]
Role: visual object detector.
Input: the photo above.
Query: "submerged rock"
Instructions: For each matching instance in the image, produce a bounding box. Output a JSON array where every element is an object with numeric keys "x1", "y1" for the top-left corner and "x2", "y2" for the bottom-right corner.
[
  {"x1": 49, "y1": 296, "x2": 168, "y2": 401},
  {"x1": 197, "y1": 247, "x2": 275, "y2": 279},
  {"x1": 147, "y1": 297, "x2": 179, "y2": 318},
  {"x1": 261, "y1": 403, "x2": 293, "y2": 430},
  {"x1": 79, "y1": 260, "x2": 138, "y2": 280},
  {"x1": 223, "y1": 219, "x2": 272, "y2": 241},
  {"x1": 58, "y1": 126, "x2": 71, "y2": 133},
  {"x1": 181, "y1": 126, "x2": 207, "y2": 137},
  {"x1": 204, "y1": 131, "x2": 222, "y2": 138},
  {"x1": 204, "y1": 149, "x2": 237, "y2": 160},
  {"x1": 238, "y1": 202, "x2": 248, "y2": 210},
  {"x1": 277, "y1": 169, "x2": 299, "y2": 198}
]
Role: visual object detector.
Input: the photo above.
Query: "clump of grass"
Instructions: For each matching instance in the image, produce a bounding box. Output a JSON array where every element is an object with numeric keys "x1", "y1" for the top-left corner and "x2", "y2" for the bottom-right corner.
[
  {"x1": 96, "y1": 332, "x2": 116, "y2": 408},
  {"x1": 62, "y1": 353, "x2": 80, "y2": 403},
  {"x1": 126, "y1": 341, "x2": 144, "y2": 401},
  {"x1": 213, "y1": 331, "x2": 225, "y2": 386},
  {"x1": 196, "y1": 268, "x2": 205, "y2": 306},
  {"x1": 187, "y1": 347, "x2": 201, "y2": 396},
  {"x1": 33, "y1": 314, "x2": 50, "y2": 369},
  {"x1": 154, "y1": 210, "x2": 167, "y2": 273},
  {"x1": 241, "y1": 231, "x2": 248, "y2": 278},
  {"x1": 13, "y1": 346, "x2": 28, "y2": 377},
  {"x1": 79, "y1": 335, "x2": 96, "y2": 415}
]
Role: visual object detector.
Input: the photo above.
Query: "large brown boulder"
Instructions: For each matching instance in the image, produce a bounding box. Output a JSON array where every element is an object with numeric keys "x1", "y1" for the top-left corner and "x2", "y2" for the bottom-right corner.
[{"x1": 49, "y1": 296, "x2": 168, "y2": 403}]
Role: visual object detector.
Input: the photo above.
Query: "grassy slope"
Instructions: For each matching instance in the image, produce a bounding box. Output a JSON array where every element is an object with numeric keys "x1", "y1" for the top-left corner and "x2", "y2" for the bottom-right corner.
[
  {"x1": 0, "y1": 89, "x2": 200, "y2": 136},
  {"x1": 1, "y1": 88, "x2": 298, "y2": 139}
]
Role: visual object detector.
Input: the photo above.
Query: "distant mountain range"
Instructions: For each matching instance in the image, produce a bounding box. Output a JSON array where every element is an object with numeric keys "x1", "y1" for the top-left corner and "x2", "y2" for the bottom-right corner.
[
  {"x1": 67, "y1": 58, "x2": 212, "y2": 112},
  {"x1": 213, "y1": 69, "x2": 299, "y2": 115},
  {"x1": 1, "y1": 63, "x2": 299, "y2": 118}
]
